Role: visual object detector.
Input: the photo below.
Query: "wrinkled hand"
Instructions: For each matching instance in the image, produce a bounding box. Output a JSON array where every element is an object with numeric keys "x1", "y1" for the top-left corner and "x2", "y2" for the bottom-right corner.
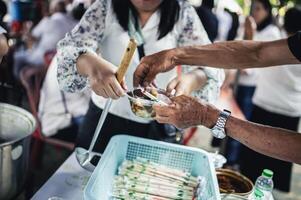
[
  {"x1": 134, "y1": 49, "x2": 177, "y2": 87},
  {"x1": 77, "y1": 53, "x2": 127, "y2": 99},
  {"x1": 166, "y1": 70, "x2": 207, "y2": 96},
  {"x1": 153, "y1": 95, "x2": 220, "y2": 129},
  {"x1": 244, "y1": 16, "x2": 256, "y2": 40}
]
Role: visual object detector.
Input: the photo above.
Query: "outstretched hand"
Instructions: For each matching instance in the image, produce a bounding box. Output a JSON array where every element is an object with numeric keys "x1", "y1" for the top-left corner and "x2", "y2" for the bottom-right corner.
[
  {"x1": 153, "y1": 95, "x2": 220, "y2": 129},
  {"x1": 133, "y1": 49, "x2": 177, "y2": 87}
]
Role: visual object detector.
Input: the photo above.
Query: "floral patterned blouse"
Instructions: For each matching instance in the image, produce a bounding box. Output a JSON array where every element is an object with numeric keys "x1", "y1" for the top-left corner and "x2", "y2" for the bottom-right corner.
[{"x1": 56, "y1": 0, "x2": 224, "y2": 123}]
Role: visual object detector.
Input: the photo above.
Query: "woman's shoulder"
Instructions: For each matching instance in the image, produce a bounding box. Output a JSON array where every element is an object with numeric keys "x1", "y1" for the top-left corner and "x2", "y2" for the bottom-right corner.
[{"x1": 257, "y1": 24, "x2": 281, "y2": 40}]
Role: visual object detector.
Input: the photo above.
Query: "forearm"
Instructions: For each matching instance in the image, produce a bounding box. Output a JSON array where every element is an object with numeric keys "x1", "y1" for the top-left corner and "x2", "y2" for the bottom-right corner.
[
  {"x1": 226, "y1": 116, "x2": 301, "y2": 164},
  {"x1": 173, "y1": 39, "x2": 300, "y2": 69},
  {"x1": 77, "y1": 52, "x2": 116, "y2": 77}
]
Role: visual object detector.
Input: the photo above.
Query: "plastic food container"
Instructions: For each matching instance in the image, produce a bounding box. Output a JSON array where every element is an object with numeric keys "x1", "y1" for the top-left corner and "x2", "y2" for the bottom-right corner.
[
  {"x1": 127, "y1": 88, "x2": 171, "y2": 119},
  {"x1": 84, "y1": 135, "x2": 221, "y2": 200}
]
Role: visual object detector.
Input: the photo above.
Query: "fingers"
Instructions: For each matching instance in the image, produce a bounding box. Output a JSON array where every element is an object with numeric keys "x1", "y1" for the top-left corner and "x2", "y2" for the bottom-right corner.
[
  {"x1": 120, "y1": 79, "x2": 128, "y2": 91},
  {"x1": 91, "y1": 76, "x2": 125, "y2": 99},
  {"x1": 155, "y1": 115, "x2": 172, "y2": 124},
  {"x1": 133, "y1": 62, "x2": 149, "y2": 87},
  {"x1": 153, "y1": 104, "x2": 173, "y2": 117},
  {"x1": 110, "y1": 77, "x2": 126, "y2": 97},
  {"x1": 166, "y1": 78, "x2": 179, "y2": 94}
]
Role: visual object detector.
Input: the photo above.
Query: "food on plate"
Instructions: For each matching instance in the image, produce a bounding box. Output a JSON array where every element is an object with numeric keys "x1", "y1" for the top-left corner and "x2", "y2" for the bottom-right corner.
[{"x1": 112, "y1": 158, "x2": 206, "y2": 200}]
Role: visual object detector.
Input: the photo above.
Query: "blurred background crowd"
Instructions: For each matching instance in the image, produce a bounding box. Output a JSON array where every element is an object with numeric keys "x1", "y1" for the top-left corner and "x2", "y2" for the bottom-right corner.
[{"x1": 0, "y1": 0, "x2": 300, "y2": 199}]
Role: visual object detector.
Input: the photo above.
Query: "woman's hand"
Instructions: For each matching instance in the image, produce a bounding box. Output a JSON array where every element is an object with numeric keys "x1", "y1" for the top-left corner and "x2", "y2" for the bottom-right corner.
[
  {"x1": 244, "y1": 16, "x2": 257, "y2": 40},
  {"x1": 153, "y1": 95, "x2": 220, "y2": 129},
  {"x1": 166, "y1": 69, "x2": 207, "y2": 96},
  {"x1": 77, "y1": 52, "x2": 127, "y2": 99}
]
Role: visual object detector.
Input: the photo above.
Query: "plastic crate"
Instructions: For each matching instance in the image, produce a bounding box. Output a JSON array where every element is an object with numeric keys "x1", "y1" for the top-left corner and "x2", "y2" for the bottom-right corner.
[{"x1": 84, "y1": 135, "x2": 220, "y2": 200}]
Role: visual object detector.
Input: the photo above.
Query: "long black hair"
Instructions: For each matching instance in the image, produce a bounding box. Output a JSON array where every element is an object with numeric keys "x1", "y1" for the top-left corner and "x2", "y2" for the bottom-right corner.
[
  {"x1": 252, "y1": 0, "x2": 274, "y2": 31},
  {"x1": 112, "y1": 0, "x2": 180, "y2": 40}
]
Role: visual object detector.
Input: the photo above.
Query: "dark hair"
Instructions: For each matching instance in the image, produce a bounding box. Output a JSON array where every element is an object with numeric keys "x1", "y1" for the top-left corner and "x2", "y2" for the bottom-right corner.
[
  {"x1": 284, "y1": 7, "x2": 301, "y2": 34},
  {"x1": 0, "y1": 0, "x2": 7, "y2": 21},
  {"x1": 252, "y1": 0, "x2": 274, "y2": 31},
  {"x1": 72, "y1": 3, "x2": 86, "y2": 20},
  {"x1": 112, "y1": 0, "x2": 180, "y2": 40},
  {"x1": 201, "y1": 0, "x2": 214, "y2": 10}
]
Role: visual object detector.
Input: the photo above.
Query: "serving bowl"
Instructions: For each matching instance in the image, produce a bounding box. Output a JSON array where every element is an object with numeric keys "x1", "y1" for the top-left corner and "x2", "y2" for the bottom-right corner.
[{"x1": 127, "y1": 88, "x2": 172, "y2": 119}]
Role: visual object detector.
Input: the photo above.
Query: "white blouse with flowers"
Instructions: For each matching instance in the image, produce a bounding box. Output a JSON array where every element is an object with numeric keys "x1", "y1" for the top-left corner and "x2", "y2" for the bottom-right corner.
[{"x1": 56, "y1": 0, "x2": 224, "y2": 123}]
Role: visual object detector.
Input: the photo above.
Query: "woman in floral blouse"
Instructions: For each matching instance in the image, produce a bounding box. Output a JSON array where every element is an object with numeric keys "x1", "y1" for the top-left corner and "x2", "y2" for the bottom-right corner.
[{"x1": 56, "y1": 0, "x2": 224, "y2": 152}]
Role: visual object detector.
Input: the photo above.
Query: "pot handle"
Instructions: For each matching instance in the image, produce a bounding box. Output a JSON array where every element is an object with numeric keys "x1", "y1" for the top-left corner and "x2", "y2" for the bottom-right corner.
[{"x1": 11, "y1": 145, "x2": 23, "y2": 160}]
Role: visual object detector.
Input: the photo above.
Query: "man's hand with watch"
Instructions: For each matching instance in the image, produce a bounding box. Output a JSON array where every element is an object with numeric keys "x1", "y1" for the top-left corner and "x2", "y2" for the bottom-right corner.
[{"x1": 153, "y1": 95, "x2": 231, "y2": 138}]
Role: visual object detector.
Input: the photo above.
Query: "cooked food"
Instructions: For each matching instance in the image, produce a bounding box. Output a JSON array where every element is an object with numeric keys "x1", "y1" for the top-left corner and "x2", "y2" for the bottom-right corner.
[
  {"x1": 112, "y1": 158, "x2": 205, "y2": 200},
  {"x1": 217, "y1": 174, "x2": 251, "y2": 194},
  {"x1": 127, "y1": 88, "x2": 171, "y2": 119}
]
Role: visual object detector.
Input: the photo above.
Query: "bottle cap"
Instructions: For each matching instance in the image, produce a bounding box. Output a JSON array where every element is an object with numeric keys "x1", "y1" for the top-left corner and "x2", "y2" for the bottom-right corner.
[
  {"x1": 254, "y1": 188, "x2": 264, "y2": 198},
  {"x1": 262, "y1": 169, "x2": 273, "y2": 178}
]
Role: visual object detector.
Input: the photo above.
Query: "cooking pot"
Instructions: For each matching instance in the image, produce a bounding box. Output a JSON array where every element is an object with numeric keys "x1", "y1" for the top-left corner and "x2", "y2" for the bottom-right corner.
[
  {"x1": 0, "y1": 103, "x2": 36, "y2": 200},
  {"x1": 216, "y1": 169, "x2": 254, "y2": 197}
]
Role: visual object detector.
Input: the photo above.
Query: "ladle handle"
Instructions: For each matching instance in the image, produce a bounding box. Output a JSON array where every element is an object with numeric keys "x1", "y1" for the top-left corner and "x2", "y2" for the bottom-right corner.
[
  {"x1": 86, "y1": 39, "x2": 137, "y2": 154},
  {"x1": 116, "y1": 38, "x2": 137, "y2": 83}
]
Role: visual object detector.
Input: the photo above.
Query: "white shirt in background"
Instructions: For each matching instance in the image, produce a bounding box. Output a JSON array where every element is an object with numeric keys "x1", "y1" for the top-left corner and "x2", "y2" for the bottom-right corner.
[
  {"x1": 238, "y1": 24, "x2": 282, "y2": 86},
  {"x1": 30, "y1": 12, "x2": 77, "y2": 64},
  {"x1": 253, "y1": 64, "x2": 301, "y2": 117},
  {"x1": 38, "y1": 57, "x2": 90, "y2": 137}
]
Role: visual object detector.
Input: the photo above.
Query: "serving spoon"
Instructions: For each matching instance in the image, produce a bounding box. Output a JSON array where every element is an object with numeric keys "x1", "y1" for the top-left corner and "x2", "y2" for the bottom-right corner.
[{"x1": 75, "y1": 39, "x2": 137, "y2": 172}]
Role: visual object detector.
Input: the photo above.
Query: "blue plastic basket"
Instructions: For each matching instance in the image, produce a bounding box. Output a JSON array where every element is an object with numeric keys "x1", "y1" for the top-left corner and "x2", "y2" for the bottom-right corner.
[{"x1": 84, "y1": 135, "x2": 221, "y2": 200}]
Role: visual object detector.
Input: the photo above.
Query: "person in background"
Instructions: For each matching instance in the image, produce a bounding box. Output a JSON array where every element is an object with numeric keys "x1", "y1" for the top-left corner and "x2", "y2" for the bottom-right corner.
[
  {"x1": 223, "y1": 0, "x2": 281, "y2": 170},
  {"x1": 56, "y1": 0, "x2": 224, "y2": 153},
  {"x1": 38, "y1": 2, "x2": 88, "y2": 142},
  {"x1": 0, "y1": 26, "x2": 8, "y2": 62},
  {"x1": 133, "y1": 31, "x2": 301, "y2": 165},
  {"x1": 0, "y1": 0, "x2": 7, "y2": 30},
  {"x1": 38, "y1": 57, "x2": 90, "y2": 142},
  {"x1": 195, "y1": 0, "x2": 218, "y2": 42},
  {"x1": 233, "y1": 7, "x2": 301, "y2": 192},
  {"x1": 13, "y1": 0, "x2": 77, "y2": 79}
]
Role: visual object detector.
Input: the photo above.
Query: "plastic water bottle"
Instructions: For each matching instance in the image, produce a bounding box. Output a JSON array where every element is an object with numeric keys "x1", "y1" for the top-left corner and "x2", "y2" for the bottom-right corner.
[
  {"x1": 250, "y1": 188, "x2": 264, "y2": 200},
  {"x1": 252, "y1": 169, "x2": 274, "y2": 200}
]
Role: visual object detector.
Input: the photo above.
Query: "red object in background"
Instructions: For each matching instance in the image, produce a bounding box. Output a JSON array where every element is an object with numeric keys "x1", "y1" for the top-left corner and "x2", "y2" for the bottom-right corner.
[{"x1": 11, "y1": 21, "x2": 23, "y2": 33}]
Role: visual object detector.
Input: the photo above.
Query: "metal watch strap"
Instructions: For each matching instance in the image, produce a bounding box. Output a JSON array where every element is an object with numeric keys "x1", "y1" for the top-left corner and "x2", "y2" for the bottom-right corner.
[{"x1": 216, "y1": 109, "x2": 231, "y2": 129}]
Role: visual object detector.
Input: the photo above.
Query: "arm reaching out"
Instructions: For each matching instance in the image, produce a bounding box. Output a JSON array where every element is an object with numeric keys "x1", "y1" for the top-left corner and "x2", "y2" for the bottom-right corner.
[
  {"x1": 134, "y1": 33, "x2": 301, "y2": 86},
  {"x1": 153, "y1": 95, "x2": 301, "y2": 164}
]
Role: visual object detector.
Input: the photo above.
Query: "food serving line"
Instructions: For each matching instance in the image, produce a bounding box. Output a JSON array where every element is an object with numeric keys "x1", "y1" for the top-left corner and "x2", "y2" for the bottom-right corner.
[{"x1": 1, "y1": 39, "x2": 274, "y2": 200}]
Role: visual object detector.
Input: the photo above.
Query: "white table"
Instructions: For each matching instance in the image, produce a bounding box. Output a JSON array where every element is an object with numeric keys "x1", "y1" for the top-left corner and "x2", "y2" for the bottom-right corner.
[{"x1": 31, "y1": 153, "x2": 91, "y2": 200}]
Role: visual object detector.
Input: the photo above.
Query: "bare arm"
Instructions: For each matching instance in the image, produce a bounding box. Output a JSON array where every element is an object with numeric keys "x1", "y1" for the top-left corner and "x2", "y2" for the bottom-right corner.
[
  {"x1": 153, "y1": 95, "x2": 301, "y2": 164},
  {"x1": 134, "y1": 38, "x2": 300, "y2": 86},
  {"x1": 174, "y1": 39, "x2": 299, "y2": 69},
  {"x1": 226, "y1": 115, "x2": 301, "y2": 164}
]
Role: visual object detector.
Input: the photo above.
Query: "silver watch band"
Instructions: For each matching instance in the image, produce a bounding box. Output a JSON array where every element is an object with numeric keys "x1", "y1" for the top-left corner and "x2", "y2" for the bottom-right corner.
[{"x1": 216, "y1": 110, "x2": 231, "y2": 129}]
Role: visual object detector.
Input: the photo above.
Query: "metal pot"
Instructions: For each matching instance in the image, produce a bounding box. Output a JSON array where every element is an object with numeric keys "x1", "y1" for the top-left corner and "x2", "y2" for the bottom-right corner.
[
  {"x1": 0, "y1": 103, "x2": 36, "y2": 200},
  {"x1": 216, "y1": 169, "x2": 254, "y2": 198}
]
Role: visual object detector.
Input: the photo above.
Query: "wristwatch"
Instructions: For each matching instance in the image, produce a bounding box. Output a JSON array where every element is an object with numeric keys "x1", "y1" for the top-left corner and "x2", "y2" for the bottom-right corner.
[{"x1": 211, "y1": 109, "x2": 231, "y2": 139}]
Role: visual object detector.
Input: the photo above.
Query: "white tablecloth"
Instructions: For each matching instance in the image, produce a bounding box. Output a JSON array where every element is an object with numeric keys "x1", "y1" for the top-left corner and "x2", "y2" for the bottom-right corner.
[{"x1": 31, "y1": 153, "x2": 91, "y2": 200}]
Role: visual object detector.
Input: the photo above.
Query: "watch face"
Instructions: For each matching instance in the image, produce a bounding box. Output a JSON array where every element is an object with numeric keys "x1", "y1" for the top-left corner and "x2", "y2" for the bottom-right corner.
[{"x1": 212, "y1": 127, "x2": 226, "y2": 139}]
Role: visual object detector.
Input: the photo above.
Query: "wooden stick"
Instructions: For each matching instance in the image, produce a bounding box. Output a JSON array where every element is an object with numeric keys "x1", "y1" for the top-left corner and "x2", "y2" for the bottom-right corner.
[{"x1": 116, "y1": 38, "x2": 137, "y2": 83}]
